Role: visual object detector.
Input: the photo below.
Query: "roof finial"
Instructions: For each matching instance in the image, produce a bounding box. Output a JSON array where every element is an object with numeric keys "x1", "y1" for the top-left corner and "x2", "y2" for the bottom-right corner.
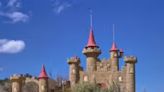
[
  {"x1": 112, "y1": 24, "x2": 115, "y2": 42},
  {"x1": 110, "y1": 24, "x2": 118, "y2": 52},
  {"x1": 90, "y1": 9, "x2": 93, "y2": 28}
]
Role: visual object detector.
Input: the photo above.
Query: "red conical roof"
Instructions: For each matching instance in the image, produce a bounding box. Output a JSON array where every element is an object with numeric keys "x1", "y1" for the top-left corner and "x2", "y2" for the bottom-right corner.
[
  {"x1": 86, "y1": 28, "x2": 97, "y2": 47},
  {"x1": 110, "y1": 42, "x2": 118, "y2": 52},
  {"x1": 38, "y1": 65, "x2": 48, "y2": 79}
]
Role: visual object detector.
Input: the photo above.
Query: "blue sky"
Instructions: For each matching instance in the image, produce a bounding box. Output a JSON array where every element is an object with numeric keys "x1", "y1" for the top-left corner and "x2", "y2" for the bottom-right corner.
[{"x1": 0, "y1": 0, "x2": 164, "y2": 92}]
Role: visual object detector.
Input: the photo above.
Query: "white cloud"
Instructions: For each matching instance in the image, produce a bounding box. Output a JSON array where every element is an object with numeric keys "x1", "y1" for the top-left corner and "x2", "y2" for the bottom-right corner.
[
  {"x1": 7, "y1": 0, "x2": 20, "y2": 7},
  {"x1": 54, "y1": 3, "x2": 71, "y2": 14},
  {"x1": 0, "y1": 39, "x2": 25, "y2": 54},
  {"x1": 0, "y1": 11, "x2": 29, "y2": 23},
  {"x1": 7, "y1": 0, "x2": 21, "y2": 8},
  {"x1": 52, "y1": 0, "x2": 72, "y2": 14},
  {"x1": 0, "y1": 0, "x2": 30, "y2": 23}
]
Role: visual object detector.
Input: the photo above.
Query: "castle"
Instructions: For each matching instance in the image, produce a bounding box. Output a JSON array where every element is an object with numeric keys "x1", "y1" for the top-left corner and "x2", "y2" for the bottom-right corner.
[
  {"x1": 9, "y1": 18, "x2": 137, "y2": 92},
  {"x1": 67, "y1": 21, "x2": 137, "y2": 92}
]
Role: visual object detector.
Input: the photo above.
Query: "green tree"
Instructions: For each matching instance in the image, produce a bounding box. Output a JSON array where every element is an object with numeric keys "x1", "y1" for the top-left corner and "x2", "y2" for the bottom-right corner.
[{"x1": 72, "y1": 82, "x2": 120, "y2": 92}]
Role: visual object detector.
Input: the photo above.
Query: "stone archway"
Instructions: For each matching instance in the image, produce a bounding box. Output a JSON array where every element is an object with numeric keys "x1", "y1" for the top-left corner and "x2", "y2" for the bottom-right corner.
[{"x1": 22, "y1": 82, "x2": 39, "y2": 92}]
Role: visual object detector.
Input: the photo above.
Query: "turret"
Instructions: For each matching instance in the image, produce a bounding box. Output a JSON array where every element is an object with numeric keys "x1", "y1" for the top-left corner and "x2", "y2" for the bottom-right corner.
[
  {"x1": 38, "y1": 65, "x2": 49, "y2": 92},
  {"x1": 68, "y1": 56, "x2": 80, "y2": 87},
  {"x1": 83, "y1": 29, "x2": 101, "y2": 73},
  {"x1": 124, "y1": 56, "x2": 137, "y2": 92},
  {"x1": 10, "y1": 74, "x2": 25, "y2": 92},
  {"x1": 83, "y1": 12, "x2": 101, "y2": 74},
  {"x1": 110, "y1": 42, "x2": 119, "y2": 72}
]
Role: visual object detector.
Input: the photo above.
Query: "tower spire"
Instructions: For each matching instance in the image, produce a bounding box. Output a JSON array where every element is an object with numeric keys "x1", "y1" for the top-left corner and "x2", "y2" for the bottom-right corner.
[
  {"x1": 112, "y1": 24, "x2": 115, "y2": 42},
  {"x1": 110, "y1": 24, "x2": 118, "y2": 51},
  {"x1": 90, "y1": 9, "x2": 93, "y2": 28},
  {"x1": 86, "y1": 10, "x2": 98, "y2": 47}
]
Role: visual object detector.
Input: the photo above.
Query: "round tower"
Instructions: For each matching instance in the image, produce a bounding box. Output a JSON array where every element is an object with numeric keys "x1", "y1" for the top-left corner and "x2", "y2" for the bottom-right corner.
[
  {"x1": 124, "y1": 56, "x2": 137, "y2": 92},
  {"x1": 82, "y1": 29, "x2": 101, "y2": 73},
  {"x1": 10, "y1": 74, "x2": 25, "y2": 92},
  {"x1": 67, "y1": 56, "x2": 80, "y2": 87},
  {"x1": 110, "y1": 42, "x2": 119, "y2": 72},
  {"x1": 38, "y1": 65, "x2": 49, "y2": 92}
]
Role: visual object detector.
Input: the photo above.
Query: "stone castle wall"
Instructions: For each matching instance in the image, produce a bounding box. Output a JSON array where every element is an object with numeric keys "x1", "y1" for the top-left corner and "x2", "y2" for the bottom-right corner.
[
  {"x1": 10, "y1": 74, "x2": 57, "y2": 92},
  {"x1": 68, "y1": 54, "x2": 137, "y2": 92}
]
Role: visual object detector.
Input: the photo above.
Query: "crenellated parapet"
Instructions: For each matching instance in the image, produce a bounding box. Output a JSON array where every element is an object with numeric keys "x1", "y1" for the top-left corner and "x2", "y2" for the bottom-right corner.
[
  {"x1": 67, "y1": 56, "x2": 80, "y2": 65},
  {"x1": 10, "y1": 74, "x2": 25, "y2": 81},
  {"x1": 83, "y1": 47, "x2": 101, "y2": 57},
  {"x1": 124, "y1": 56, "x2": 137, "y2": 64}
]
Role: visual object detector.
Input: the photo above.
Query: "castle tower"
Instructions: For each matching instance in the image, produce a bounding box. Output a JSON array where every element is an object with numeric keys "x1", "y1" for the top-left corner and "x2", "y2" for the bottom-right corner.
[
  {"x1": 82, "y1": 28, "x2": 101, "y2": 73},
  {"x1": 38, "y1": 65, "x2": 49, "y2": 92},
  {"x1": 10, "y1": 74, "x2": 25, "y2": 92},
  {"x1": 110, "y1": 42, "x2": 119, "y2": 72},
  {"x1": 82, "y1": 13, "x2": 101, "y2": 74},
  {"x1": 124, "y1": 56, "x2": 137, "y2": 92},
  {"x1": 67, "y1": 56, "x2": 80, "y2": 87}
]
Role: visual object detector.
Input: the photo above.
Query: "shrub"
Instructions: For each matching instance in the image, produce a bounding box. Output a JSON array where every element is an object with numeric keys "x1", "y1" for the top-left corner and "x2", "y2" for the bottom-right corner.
[{"x1": 72, "y1": 82, "x2": 120, "y2": 92}]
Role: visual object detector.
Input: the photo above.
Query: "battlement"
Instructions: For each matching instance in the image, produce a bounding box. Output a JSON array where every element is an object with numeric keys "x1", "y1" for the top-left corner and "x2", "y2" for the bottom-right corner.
[
  {"x1": 10, "y1": 74, "x2": 23, "y2": 79},
  {"x1": 82, "y1": 47, "x2": 101, "y2": 54},
  {"x1": 10, "y1": 73, "x2": 38, "y2": 81},
  {"x1": 67, "y1": 56, "x2": 80, "y2": 64},
  {"x1": 10, "y1": 74, "x2": 25, "y2": 82},
  {"x1": 96, "y1": 59, "x2": 111, "y2": 72},
  {"x1": 124, "y1": 56, "x2": 137, "y2": 63}
]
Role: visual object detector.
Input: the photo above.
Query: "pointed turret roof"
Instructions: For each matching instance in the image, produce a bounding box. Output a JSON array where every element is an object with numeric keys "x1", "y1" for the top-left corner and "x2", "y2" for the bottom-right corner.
[
  {"x1": 110, "y1": 42, "x2": 118, "y2": 52},
  {"x1": 38, "y1": 65, "x2": 48, "y2": 79},
  {"x1": 86, "y1": 28, "x2": 97, "y2": 47},
  {"x1": 85, "y1": 10, "x2": 98, "y2": 48}
]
